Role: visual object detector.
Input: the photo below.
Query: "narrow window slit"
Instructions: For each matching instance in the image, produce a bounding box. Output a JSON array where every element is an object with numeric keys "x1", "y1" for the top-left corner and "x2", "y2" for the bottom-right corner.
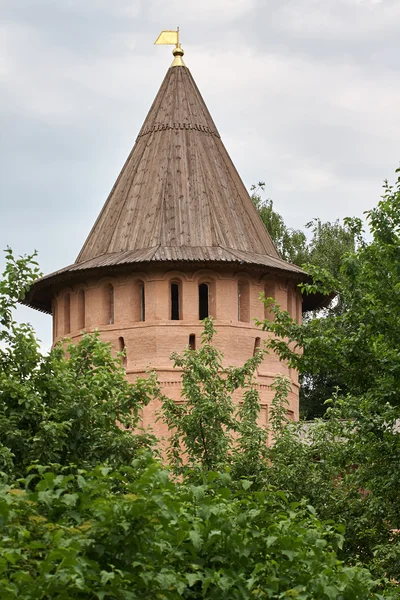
[
  {"x1": 108, "y1": 284, "x2": 114, "y2": 325},
  {"x1": 253, "y1": 337, "x2": 261, "y2": 355},
  {"x1": 287, "y1": 286, "x2": 294, "y2": 319},
  {"x1": 64, "y1": 293, "x2": 71, "y2": 334},
  {"x1": 118, "y1": 336, "x2": 127, "y2": 368},
  {"x1": 140, "y1": 283, "x2": 145, "y2": 322},
  {"x1": 77, "y1": 289, "x2": 85, "y2": 330},
  {"x1": 199, "y1": 283, "x2": 209, "y2": 319},
  {"x1": 53, "y1": 300, "x2": 58, "y2": 340},
  {"x1": 238, "y1": 280, "x2": 250, "y2": 322},
  {"x1": 171, "y1": 282, "x2": 180, "y2": 320},
  {"x1": 189, "y1": 334, "x2": 196, "y2": 350},
  {"x1": 264, "y1": 282, "x2": 275, "y2": 322}
]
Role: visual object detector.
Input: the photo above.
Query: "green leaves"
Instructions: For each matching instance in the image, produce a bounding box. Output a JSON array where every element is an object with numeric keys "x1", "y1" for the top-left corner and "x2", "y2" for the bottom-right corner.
[
  {"x1": 252, "y1": 183, "x2": 358, "y2": 420},
  {"x1": 0, "y1": 461, "x2": 389, "y2": 599},
  {"x1": 251, "y1": 184, "x2": 309, "y2": 266},
  {"x1": 251, "y1": 185, "x2": 355, "y2": 282},
  {"x1": 0, "y1": 248, "x2": 41, "y2": 332},
  {"x1": 2, "y1": 224, "x2": 400, "y2": 597},
  {"x1": 255, "y1": 169, "x2": 400, "y2": 585},
  {"x1": 0, "y1": 251, "x2": 159, "y2": 481},
  {"x1": 160, "y1": 318, "x2": 268, "y2": 480}
]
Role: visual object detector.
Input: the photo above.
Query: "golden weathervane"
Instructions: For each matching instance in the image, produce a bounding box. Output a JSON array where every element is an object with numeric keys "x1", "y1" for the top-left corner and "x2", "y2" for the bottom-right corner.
[{"x1": 154, "y1": 28, "x2": 185, "y2": 67}]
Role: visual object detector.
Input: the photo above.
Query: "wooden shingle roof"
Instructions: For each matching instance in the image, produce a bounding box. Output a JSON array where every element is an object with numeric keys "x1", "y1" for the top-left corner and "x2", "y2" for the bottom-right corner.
[
  {"x1": 76, "y1": 64, "x2": 287, "y2": 266},
  {"x1": 25, "y1": 59, "x2": 309, "y2": 314}
]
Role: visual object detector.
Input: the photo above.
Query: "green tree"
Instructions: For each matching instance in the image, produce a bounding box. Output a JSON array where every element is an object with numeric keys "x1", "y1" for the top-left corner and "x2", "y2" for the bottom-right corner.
[
  {"x1": 251, "y1": 183, "x2": 356, "y2": 418},
  {"x1": 251, "y1": 183, "x2": 355, "y2": 280},
  {"x1": 161, "y1": 318, "x2": 268, "y2": 482},
  {"x1": 0, "y1": 249, "x2": 158, "y2": 479},
  {"x1": 257, "y1": 168, "x2": 400, "y2": 580},
  {"x1": 0, "y1": 457, "x2": 391, "y2": 599},
  {"x1": 251, "y1": 183, "x2": 309, "y2": 265},
  {"x1": 1, "y1": 240, "x2": 399, "y2": 595}
]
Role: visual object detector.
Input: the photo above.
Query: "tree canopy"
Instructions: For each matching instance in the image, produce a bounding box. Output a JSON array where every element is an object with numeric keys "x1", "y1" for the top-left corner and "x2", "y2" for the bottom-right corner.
[
  {"x1": 258, "y1": 169, "x2": 400, "y2": 583},
  {"x1": 0, "y1": 251, "x2": 158, "y2": 479},
  {"x1": 251, "y1": 182, "x2": 355, "y2": 279},
  {"x1": 251, "y1": 182, "x2": 357, "y2": 418},
  {"x1": 1, "y1": 170, "x2": 400, "y2": 597}
]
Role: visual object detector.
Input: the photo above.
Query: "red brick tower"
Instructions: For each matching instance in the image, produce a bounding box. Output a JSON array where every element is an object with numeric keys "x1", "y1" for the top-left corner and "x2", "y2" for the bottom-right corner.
[{"x1": 25, "y1": 38, "x2": 316, "y2": 438}]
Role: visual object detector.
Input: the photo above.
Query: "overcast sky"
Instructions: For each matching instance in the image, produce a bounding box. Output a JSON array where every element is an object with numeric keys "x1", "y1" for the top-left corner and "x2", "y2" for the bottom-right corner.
[{"x1": 1, "y1": 0, "x2": 400, "y2": 349}]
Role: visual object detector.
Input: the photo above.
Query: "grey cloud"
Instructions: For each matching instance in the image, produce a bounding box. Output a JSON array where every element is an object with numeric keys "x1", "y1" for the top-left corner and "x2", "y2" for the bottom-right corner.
[{"x1": 1, "y1": 0, "x2": 399, "y2": 349}]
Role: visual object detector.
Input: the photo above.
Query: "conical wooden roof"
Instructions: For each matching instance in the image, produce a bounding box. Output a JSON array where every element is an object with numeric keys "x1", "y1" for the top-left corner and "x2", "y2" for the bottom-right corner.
[
  {"x1": 75, "y1": 63, "x2": 298, "y2": 271},
  {"x1": 25, "y1": 58, "x2": 307, "y2": 313}
]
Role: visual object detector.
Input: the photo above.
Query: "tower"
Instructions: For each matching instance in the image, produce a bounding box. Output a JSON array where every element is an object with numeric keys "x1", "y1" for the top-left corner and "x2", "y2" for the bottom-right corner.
[{"x1": 25, "y1": 36, "x2": 316, "y2": 438}]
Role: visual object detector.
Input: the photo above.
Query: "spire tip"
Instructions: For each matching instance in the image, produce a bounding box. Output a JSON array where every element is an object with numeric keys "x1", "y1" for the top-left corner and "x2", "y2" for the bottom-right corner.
[{"x1": 155, "y1": 29, "x2": 186, "y2": 67}]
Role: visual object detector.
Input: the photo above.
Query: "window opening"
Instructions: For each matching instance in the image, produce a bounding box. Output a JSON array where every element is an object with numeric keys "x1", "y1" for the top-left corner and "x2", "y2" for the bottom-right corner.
[
  {"x1": 199, "y1": 283, "x2": 209, "y2": 320},
  {"x1": 296, "y1": 290, "x2": 302, "y2": 324},
  {"x1": 64, "y1": 293, "x2": 71, "y2": 334},
  {"x1": 264, "y1": 283, "x2": 275, "y2": 321},
  {"x1": 77, "y1": 289, "x2": 85, "y2": 330},
  {"x1": 253, "y1": 337, "x2": 261, "y2": 355},
  {"x1": 53, "y1": 300, "x2": 58, "y2": 339},
  {"x1": 108, "y1": 284, "x2": 114, "y2": 325},
  {"x1": 238, "y1": 281, "x2": 250, "y2": 322},
  {"x1": 287, "y1": 285, "x2": 293, "y2": 318},
  {"x1": 171, "y1": 282, "x2": 180, "y2": 320},
  {"x1": 189, "y1": 334, "x2": 196, "y2": 350},
  {"x1": 140, "y1": 283, "x2": 145, "y2": 322},
  {"x1": 118, "y1": 336, "x2": 127, "y2": 368}
]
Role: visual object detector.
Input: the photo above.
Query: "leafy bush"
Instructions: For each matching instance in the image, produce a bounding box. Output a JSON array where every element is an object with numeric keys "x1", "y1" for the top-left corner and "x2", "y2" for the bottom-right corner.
[
  {"x1": 257, "y1": 170, "x2": 400, "y2": 582},
  {"x1": 2, "y1": 167, "x2": 400, "y2": 596},
  {"x1": 161, "y1": 318, "x2": 268, "y2": 482},
  {"x1": 0, "y1": 456, "x2": 390, "y2": 599},
  {"x1": 0, "y1": 249, "x2": 158, "y2": 479}
]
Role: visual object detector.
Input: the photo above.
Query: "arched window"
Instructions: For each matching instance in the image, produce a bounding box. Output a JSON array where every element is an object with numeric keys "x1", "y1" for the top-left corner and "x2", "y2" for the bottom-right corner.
[
  {"x1": 296, "y1": 290, "x2": 302, "y2": 324},
  {"x1": 77, "y1": 289, "x2": 85, "y2": 330},
  {"x1": 52, "y1": 299, "x2": 58, "y2": 340},
  {"x1": 287, "y1": 289, "x2": 292, "y2": 316},
  {"x1": 118, "y1": 336, "x2": 127, "y2": 368},
  {"x1": 139, "y1": 281, "x2": 145, "y2": 322},
  {"x1": 170, "y1": 282, "x2": 180, "y2": 320},
  {"x1": 64, "y1": 293, "x2": 71, "y2": 334},
  {"x1": 199, "y1": 283, "x2": 209, "y2": 319},
  {"x1": 108, "y1": 284, "x2": 114, "y2": 325},
  {"x1": 99, "y1": 282, "x2": 115, "y2": 326},
  {"x1": 189, "y1": 334, "x2": 196, "y2": 350},
  {"x1": 253, "y1": 337, "x2": 261, "y2": 355},
  {"x1": 264, "y1": 282, "x2": 276, "y2": 322},
  {"x1": 132, "y1": 280, "x2": 145, "y2": 322},
  {"x1": 238, "y1": 280, "x2": 250, "y2": 322}
]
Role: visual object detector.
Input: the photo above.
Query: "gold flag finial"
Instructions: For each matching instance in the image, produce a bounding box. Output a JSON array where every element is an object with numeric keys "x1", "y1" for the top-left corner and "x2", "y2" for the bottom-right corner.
[{"x1": 154, "y1": 27, "x2": 185, "y2": 67}]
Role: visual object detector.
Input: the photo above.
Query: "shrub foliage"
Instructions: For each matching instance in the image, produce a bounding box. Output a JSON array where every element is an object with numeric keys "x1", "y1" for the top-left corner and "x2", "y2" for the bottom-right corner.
[{"x1": 2, "y1": 169, "x2": 400, "y2": 597}]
